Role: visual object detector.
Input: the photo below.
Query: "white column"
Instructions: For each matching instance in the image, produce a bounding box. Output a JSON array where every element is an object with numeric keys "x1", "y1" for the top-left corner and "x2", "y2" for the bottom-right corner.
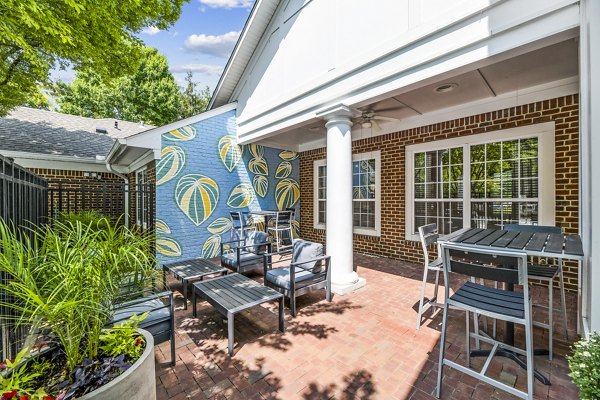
[{"x1": 318, "y1": 105, "x2": 366, "y2": 295}]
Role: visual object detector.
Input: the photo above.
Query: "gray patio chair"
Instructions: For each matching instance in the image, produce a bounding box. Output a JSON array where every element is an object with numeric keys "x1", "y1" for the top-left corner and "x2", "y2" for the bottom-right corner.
[
  {"x1": 267, "y1": 211, "x2": 293, "y2": 251},
  {"x1": 415, "y1": 223, "x2": 445, "y2": 330},
  {"x1": 263, "y1": 239, "x2": 331, "y2": 317},
  {"x1": 504, "y1": 223, "x2": 568, "y2": 360},
  {"x1": 229, "y1": 211, "x2": 256, "y2": 241},
  {"x1": 436, "y1": 244, "x2": 534, "y2": 400},
  {"x1": 111, "y1": 286, "x2": 176, "y2": 365},
  {"x1": 220, "y1": 230, "x2": 272, "y2": 274}
]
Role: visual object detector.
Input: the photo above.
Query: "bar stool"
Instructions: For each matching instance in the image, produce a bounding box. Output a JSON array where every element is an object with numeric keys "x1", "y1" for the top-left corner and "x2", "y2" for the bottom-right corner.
[{"x1": 267, "y1": 211, "x2": 293, "y2": 251}]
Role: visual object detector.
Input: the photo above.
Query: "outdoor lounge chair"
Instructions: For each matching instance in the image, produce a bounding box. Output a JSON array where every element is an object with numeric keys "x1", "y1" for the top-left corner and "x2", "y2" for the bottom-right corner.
[
  {"x1": 263, "y1": 239, "x2": 331, "y2": 317},
  {"x1": 111, "y1": 287, "x2": 176, "y2": 365},
  {"x1": 220, "y1": 230, "x2": 271, "y2": 274}
]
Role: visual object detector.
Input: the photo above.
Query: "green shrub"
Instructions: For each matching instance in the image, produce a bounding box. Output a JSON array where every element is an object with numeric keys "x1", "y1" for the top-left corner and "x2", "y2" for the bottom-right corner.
[
  {"x1": 0, "y1": 348, "x2": 50, "y2": 400},
  {"x1": 100, "y1": 313, "x2": 148, "y2": 361},
  {"x1": 568, "y1": 333, "x2": 600, "y2": 400},
  {"x1": 57, "y1": 211, "x2": 110, "y2": 231}
]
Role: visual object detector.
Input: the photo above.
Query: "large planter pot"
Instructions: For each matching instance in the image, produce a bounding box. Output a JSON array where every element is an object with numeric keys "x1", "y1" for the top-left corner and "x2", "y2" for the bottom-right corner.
[{"x1": 79, "y1": 328, "x2": 156, "y2": 400}]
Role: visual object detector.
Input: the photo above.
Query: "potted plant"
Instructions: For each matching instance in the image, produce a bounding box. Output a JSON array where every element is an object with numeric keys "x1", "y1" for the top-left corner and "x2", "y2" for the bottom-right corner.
[
  {"x1": 568, "y1": 333, "x2": 600, "y2": 400},
  {"x1": 0, "y1": 215, "x2": 159, "y2": 399}
]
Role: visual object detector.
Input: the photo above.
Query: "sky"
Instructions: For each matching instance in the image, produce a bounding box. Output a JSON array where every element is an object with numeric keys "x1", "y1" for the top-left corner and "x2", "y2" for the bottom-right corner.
[{"x1": 53, "y1": 0, "x2": 254, "y2": 91}]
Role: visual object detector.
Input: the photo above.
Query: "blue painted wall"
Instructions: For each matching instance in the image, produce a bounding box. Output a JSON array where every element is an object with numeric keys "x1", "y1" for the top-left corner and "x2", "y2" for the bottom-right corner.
[{"x1": 155, "y1": 108, "x2": 300, "y2": 263}]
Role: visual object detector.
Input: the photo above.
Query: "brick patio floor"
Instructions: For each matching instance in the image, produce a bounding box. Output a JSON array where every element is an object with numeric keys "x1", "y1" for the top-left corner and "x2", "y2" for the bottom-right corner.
[{"x1": 155, "y1": 253, "x2": 580, "y2": 400}]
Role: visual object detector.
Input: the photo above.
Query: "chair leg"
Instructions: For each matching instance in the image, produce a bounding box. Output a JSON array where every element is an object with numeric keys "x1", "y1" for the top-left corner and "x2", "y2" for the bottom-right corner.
[
  {"x1": 466, "y1": 311, "x2": 471, "y2": 368},
  {"x1": 525, "y1": 301, "x2": 535, "y2": 400},
  {"x1": 559, "y1": 268, "x2": 569, "y2": 340},
  {"x1": 326, "y1": 281, "x2": 332, "y2": 302},
  {"x1": 548, "y1": 278, "x2": 553, "y2": 361},
  {"x1": 416, "y1": 266, "x2": 429, "y2": 330},
  {"x1": 436, "y1": 304, "x2": 449, "y2": 399},
  {"x1": 473, "y1": 313, "x2": 481, "y2": 350},
  {"x1": 290, "y1": 294, "x2": 297, "y2": 317}
]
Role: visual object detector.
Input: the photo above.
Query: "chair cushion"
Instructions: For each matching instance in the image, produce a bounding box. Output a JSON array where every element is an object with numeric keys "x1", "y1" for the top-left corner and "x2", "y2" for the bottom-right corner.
[
  {"x1": 265, "y1": 267, "x2": 322, "y2": 289},
  {"x1": 246, "y1": 230, "x2": 269, "y2": 254},
  {"x1": 111, "y1": 298, "x2": 170, "y2": 326},
  {"x1": 291, "y1": 239, "x2": 323, "y2": 272},
  {"x1": 221, "y1": 251, "x2": 263, "y2": 270}
]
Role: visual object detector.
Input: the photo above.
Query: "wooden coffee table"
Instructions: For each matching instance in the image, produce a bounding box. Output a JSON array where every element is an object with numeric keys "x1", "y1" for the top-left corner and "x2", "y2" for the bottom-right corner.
[
  {"x1": 162, "y1": 258, "x2": 228, "y2": 309},
  {"x1": 192, "y1": 273, "x2": 285, "y2": 355}
]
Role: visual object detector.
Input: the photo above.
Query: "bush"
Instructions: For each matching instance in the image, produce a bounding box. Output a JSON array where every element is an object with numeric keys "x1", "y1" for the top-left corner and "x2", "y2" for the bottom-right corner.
[
  {"x1": 568, "y1": 333, "x2": 600, "y2": 400},
  {"x1": 57, "y1": 211, "x2": 110, "y2": 231}
]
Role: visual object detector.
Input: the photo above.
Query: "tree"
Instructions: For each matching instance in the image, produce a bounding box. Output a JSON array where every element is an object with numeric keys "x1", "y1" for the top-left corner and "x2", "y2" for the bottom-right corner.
[
  {"x1": 57, "y1": 47, "x2": 182, "y2": 126},
  {"x1": 180, "y1": 72, "x2": 211, "y2": 118},
  {"x1": 0, "y1": 0, "x2": 185, "y2": 116}
]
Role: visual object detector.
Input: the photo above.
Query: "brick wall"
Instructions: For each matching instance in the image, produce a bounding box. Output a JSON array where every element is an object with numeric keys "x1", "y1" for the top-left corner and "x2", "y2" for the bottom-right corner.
[{"x1": 299, "y1": 95, "x2": 580, "y2": 290}]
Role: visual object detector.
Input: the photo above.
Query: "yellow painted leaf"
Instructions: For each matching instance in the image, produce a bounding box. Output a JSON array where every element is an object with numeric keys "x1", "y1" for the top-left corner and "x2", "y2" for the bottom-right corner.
[
  {"x1": 156, "y1": 146, "x2": 186, "y2": 185},
  {"x1": 162, "y1": 125, "x2": 196, "y2": 141},
  {"x1": 156, "y1": 237, "x2": 182, "y2": 257},
  {"x1": 155, "y1": 219, "x2": 171, "y2": 235},
  {"x1": 175, "y1": 174, "x2": 219, "y2": 226},
  {"x1": 279, "y1": 150, "x2": 298, "y2": 161},
  {"x1": 217, "y1": 135, "x2": 242, "y2": 172},
  {"x1": 249, "y1": 157, "x2": 268, "y2": 175},
  {"x1": 275, "y1": 161, "x2": 292, "y2": 179},
  {"x1": 275, "y1": 178, "x2": 300, "y2": 210},
  {"x1": 249, "y1": 144, "x2": 264, "y2": 159},
  {"x1": 227, "y1": 183, "x2": 255, "y2": 208},
  {"x1": 202, "y1": 234, "x2": 222, "y2": 258},
  {"x1": 253, "y1": 175, "x2": 268, "y2": 198},
  {"x1": 291, "y1": 219, "x2": 301, "y2": 238},
  {"x1": 207, "y1": 217, "x2": 233, "y2": 234}
]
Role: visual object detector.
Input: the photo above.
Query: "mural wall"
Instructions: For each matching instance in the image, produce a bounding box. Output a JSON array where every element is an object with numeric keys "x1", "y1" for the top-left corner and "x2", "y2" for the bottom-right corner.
[{"x1": 155, "y1": 108, "x2": 300, "y2": 263}]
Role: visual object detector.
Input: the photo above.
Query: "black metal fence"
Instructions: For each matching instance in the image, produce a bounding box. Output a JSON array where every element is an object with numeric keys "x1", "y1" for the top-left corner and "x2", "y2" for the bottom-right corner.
[
  {"x1": 46, "y1": 180, "x2": 155, "y2": 231},
  {"x1": 0, "y1": 154, "x2": 48, "y2": 360}
]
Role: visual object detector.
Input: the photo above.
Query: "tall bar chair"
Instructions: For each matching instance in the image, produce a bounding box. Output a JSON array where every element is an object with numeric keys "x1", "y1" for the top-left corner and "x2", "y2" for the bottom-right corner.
[
  {"x1": 436, "y1": 244, "x2": 535, "y2": 400},
  {"x1": 229, "y1": 211, "x2": 255, "y2": 241},
  {"x1": 415, "y1": 223, "x2": 445, "y2": 330},
  {"x1": 504, "y1": 224, "x2": 568, "y2": 360},
  {"x1": 267, "y1": 211, "x2": 293, "y2": 251}
]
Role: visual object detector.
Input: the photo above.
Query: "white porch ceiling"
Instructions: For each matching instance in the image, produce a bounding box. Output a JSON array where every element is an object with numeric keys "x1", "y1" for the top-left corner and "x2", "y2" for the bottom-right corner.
[{"x1": 255, "y1": 38, "x2": 578, "y2": 151}]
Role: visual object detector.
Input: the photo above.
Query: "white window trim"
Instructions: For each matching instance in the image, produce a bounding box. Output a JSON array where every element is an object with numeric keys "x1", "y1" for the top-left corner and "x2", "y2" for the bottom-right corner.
[
  {"x1": 135, "y1": 166, "x2": 148, "y2": 229},
  {"x1": 313, "y1": 150, "x2": 382, "y2": 236},
  {"x1": 405, "y1": 122, "x2": 556, "y2": 241}
]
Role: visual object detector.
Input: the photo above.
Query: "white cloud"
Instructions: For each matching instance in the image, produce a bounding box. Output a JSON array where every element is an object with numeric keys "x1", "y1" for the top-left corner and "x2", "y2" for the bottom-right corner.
[
  {"x1": 141, "y1": 26, "x2": 160, "y2": 35},
  {"x1": 170, "y1": 64, "x2": 224, "y2": 75},
  {"x1": 199, "y1": 0, "x2": 253, "y2": 9},
  {"x1": 184, "y1": 31, "x2": 239, "y2": 58}
]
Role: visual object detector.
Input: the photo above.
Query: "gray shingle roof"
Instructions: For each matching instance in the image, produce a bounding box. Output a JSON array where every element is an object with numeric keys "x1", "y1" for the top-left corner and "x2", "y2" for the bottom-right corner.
[{"x1": 0, "y1": 107, "x2": 154, "y2": 159}]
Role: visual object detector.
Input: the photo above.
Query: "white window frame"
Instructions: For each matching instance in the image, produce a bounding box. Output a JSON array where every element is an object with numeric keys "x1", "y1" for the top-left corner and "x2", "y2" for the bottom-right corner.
[
  {"x1": 405, "y1": 122, "x2": 556, "y2": 241},
  {"x1": 135, "y1": 166, "x2": 148, "y2": 229},
  {"x1": 313, "y1": 150, "x2": 381, "y2": 236}
]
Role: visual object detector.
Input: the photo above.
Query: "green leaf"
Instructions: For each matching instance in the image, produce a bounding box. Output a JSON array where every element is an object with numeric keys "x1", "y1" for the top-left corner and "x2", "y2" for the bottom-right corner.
[
  {"x1": 275, "y1": 178, "x2": 300, "y2": 210},
  {"x1": 156, "y1": 145, "x2": 186, "y2": 185},
  {"x1": 279, "y1": 150, "x2": 298, "y2": 161},
  {"x1": 253, "y1": 175, "x2": 269, "y2": 198},
  {"x1": 202, "y1": 234, "x2": 221, "y2": 258},
  {"x1": 175, "y1": 174, "x2": 220, "y2": 226},
  {"x1": 155, "y1": 219, "x2": 171, "y2": 234},
  {"x1": 217, "y1": 135, "x2": 242, "y2": 172},
  {"x1": 227, "y1": 183, "x2": 255, "y2": 208},
  {"x1": 249, "y1": 157, "x2": 269, "y2": 176},
  {"x1": 275, "y1": 161, "x2": 292, "y2": 179},
  {"x1": 156, "y1": 237, "x2": 182, "y2": 257},
  {"x1": 163, "y1": 125, "x2": 196, "y2": 141},
  {"x1": 207, "y1": 217, "x2": 233, "y2": 234}
]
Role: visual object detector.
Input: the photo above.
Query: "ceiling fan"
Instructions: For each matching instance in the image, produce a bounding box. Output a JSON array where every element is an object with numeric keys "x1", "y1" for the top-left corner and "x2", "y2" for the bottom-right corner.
[{"x1": 354, "y1": 109, "x2": 400, "y2": 132}]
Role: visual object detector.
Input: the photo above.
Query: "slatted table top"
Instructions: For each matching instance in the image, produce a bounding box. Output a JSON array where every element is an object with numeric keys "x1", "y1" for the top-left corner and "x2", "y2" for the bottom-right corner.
[
  {"x1": 193, "y1": 273, "x2": 283, "y2": 315},
  {"x1": 439, "y1": 228, "x2": 584, "y2": 260},
  {"x1": 162, "y1": 258, "x2": 228, "y2": 280}
]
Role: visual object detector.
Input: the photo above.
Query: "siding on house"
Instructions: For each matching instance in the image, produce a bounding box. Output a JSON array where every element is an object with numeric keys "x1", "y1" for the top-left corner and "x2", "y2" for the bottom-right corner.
[
  {"x1": 299, "y1": 95, "x2": 580, "y2": 291},
  {"x1": 155, "y1": 109, "x2": 300, "y2": 263}
]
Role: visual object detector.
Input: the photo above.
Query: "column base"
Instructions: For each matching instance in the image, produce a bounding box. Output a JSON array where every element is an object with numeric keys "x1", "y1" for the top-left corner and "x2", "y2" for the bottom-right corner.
[{"x1": 331, "y1": 277, "x2": 367, "y2": 295}]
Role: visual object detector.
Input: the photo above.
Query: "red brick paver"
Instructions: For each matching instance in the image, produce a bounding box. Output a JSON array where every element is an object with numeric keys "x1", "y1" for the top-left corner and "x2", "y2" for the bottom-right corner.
[{"x1": 155, "y1": 254, "x2": 580, "y2": 400}]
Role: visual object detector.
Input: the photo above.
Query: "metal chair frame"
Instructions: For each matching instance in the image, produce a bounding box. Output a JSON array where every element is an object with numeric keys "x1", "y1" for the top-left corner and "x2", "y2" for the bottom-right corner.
[
  {"x1": 415, "y1": 223, "x2": 445, "y2": 329},
  {"x1": 229, "y1": 211, "x2": 255, "y2": 240},
  {"x1": 267, "y1": 211, "x2": 293, "y2": 251},
  {"x1": 436, "y1": 244, "x2": 535, "y2": 400}
]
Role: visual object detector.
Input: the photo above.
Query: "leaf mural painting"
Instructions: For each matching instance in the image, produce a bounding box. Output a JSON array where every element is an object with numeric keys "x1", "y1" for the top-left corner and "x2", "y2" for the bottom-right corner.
[
  {"x1": 253, "y1": 175, "x2": 268, "y2": 198},
  {"x1": 227, "y1": 183, "x2": 255, "y2": 208},
  {"x1": 156, "y1": 146, "x2": 186, "y2": 185},
  {"x1": 249, "y1": 157, "x2": 269, "y2": 175},
  {"x1": 217, "y1": 135, "x2": 242, "y2": 172},
  {"x1": 175, "y1": 174, "x2": 219, "y2": 226},
  {"x1": 279, "y1": 150, "x2": 298, "y2": 161},
  {"x1": 249, "y1": 144, "x2": 264, "y2": 159},
  {"x1": 155, "y1": 219, "x2": 171, "y2": 235},
  {"x1": 202, "y1": 234, "x2": 222, "y2": 258},
  {"x1": 162, "y1": 125, "x2": 196, "y2": 141},
  {"x1": 275, "y1": 178, "x2": 300, "y2": 210},
  {"x1": 207, "y1": 217, "x2": 233, "y2": 234},
  {"x1": 156, "y1": 237, "x2": 182, "y2": 257},
  {"x1": 275, "y1": 161, "x2": 292, "y2": 179}
]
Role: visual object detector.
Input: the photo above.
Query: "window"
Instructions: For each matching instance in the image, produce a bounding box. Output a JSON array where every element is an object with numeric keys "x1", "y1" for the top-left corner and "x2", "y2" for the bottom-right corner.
[
  {"x1": 135, "y1": 167, "x2": 148, "y2": 229},
  {"x1": 314, "y1": 151, "x2": 381, "y2": 236},
  {"x1": 405, "y1": 123, "x2": 555, "y2": 241}
]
